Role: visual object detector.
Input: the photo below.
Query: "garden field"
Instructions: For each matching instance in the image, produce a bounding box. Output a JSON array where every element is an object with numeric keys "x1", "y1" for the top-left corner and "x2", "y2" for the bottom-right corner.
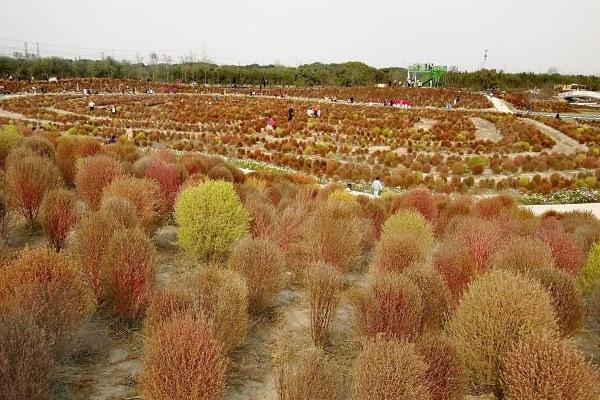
[
  {"x1": 3, "y1": 80, "x2": 600, "y2": 400},
  {"x1": 2, "y1": 79, "x2": 600, "y2": 198}
]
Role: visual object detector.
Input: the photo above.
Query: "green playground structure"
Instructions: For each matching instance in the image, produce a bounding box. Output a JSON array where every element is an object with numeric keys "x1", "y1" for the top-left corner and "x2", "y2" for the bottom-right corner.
[{"x1": 407, "y1": 63, "x2": 448, "y2": 87}]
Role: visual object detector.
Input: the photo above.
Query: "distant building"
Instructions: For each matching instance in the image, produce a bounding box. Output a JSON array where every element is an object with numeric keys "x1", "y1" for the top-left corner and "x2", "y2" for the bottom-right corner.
[
  {"x1": 554, "y1": 83, "x2": 587, "y2": 92},
  {"x1": 12, "y1": 51, "x2": 39, "y2": 60}
]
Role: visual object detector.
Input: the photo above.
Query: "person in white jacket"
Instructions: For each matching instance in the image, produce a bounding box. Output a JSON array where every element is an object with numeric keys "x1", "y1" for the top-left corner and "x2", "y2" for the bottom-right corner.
[{"x1": 372, "y1": 177, "x2": 383, "y2": 197}]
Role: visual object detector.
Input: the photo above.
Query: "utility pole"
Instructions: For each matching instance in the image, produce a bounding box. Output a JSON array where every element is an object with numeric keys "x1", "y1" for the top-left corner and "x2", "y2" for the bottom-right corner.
[
  {"x1": 36, "y1": 42, "x2": 40, "y2": 58},
  {"x1": 24, "y1": 41, "x2": 28, "y2": 59},
  {"x1": 150, "y1": 53, "x2": 158, "y2": 82}
]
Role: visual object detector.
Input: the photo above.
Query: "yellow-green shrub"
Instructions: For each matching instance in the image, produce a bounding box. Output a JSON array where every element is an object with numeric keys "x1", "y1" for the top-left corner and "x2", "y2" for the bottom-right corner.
[
  {"x1": 175, "y1": 181, "x2": 249, "y2": 260},
  {"x1": 381, "y1": 209, "x2": 434, "y2": 249},
  {"x1": 579, "y1": 242, "x2": 600, "y2": 296},
  {"x1": 0, "y1": 125, "x2": 22, "y2": 167},
  {"x1": 446, "y1": 269, "x2": 558, "y2": 394}
]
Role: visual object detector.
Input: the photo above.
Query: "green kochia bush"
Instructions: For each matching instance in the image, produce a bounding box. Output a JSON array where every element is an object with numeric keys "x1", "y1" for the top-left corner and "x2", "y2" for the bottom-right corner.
[
  {"x1": 579, "y1": 242, "x2": 600, "y2": 296},
  {"x1": 175, "y1": 180, "x2": 249, "y2": 260}
]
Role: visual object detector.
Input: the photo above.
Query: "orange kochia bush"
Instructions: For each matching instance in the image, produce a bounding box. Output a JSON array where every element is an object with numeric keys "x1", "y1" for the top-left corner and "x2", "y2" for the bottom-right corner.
[{"x1": 75, "y1": 154, "x2": 123, "y2": 209}]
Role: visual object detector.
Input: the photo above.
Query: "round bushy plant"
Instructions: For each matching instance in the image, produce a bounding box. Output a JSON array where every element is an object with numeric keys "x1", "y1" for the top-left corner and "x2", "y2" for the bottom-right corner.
[
  {"x1": 228, "y1": 237, "x2": 285, "y2": 312},
  {"x1": 381, "y1": 209, "x2": 434, "y2": 246},
  {"x1": 0, "y1": 310, "x2": 54, "y2": 400},
  {"x1": 501, "y1": 332, "x2": 600, "y2": 400},
  {"x1": 579, "y1": 241, "x2": 600, "y2": 296},
  {"x1": 301, "y1": 201, "x2": 365, "y2": 272},
  {"x1": 184, "y1": 266, "x2": 249, "y2": 351},
  {"x1": 140, "y1": 316, "x2": 227, "y2": 400},
  {"x1": 145, "y1": 160, "x2": 183, "y2": 211},
  {"x1": 306, "y1": 262, "x2": 342, "y2": 347},
  {"x1": 446, "y1": 269, "x2": 559, "y2": 394},
  {"x1": 69, "y1": 210, "x2": 121, "y2": 300},
  {"x1": 529, "y1": 267, "x2": 585, "y2": 337},
  {"x1": 40, "y1": 188, "x2": 78, "y2": 251},
  {"x1": 371, "y1": 233, "x2": 428, "y2": 273},
  {"x1": 18, "y1": 136, "x2": 55, "y2": 160},
  {"x1": 404, "y1": 265, "x2": 451, "y2": 332},
  {"x1": 75, "y1": 155, "x2": 123, "y2": 210},
  {"x1": 417, "y1": 334, "x2": 467, "y2": 400},
  {"x1": 275, "y1": 346, "x2": 341, "y2": 400},
  {"x1": 0, "y1": 124, "x2": 22, "y2": 167},
  {"x1": 537, "y1": 221, "x2": 586, "y2": 276},
  {"x1": 351, "y1": 338, "x2": 432, "y2": 400},
  {"x1": 100, "y1": 196, "x2": 141, "y2": 229},
  {"x1": 491, "y1": 236, "x2": 554, "y2": 273},
  {"x1": 0, "y1": 247, "x2": 95, "y2": 350},
  {"x1": 433, "y1": 239, "x2": 476, "y2": 304},
  {"x1": 175, "y1": 181, "x2": 249, "y2": 260},
  {"x1": 102, "y1": 227, "x2": 155, "y2": 321},
  {"x1": 351, "y1": 272, "x2": 423, "y2": 340},
  {"x1": 5, "y1": 154, "x2": 62, "y2": 225},
  {"x1": 102, "y1": 176, "x2": 167, "y2": 234}
]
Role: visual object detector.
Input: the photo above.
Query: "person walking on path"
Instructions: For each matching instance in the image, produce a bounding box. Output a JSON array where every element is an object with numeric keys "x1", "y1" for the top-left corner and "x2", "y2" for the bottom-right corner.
[
  {"x1": 288, "y1": 106, "x2": 294, "y2": 122},
  {"x1": 372, "y1": 176, "x2": 383, "y2": 197},
  {"x1": 88, "y1": 100, "x2": 95, "y2": 112}
]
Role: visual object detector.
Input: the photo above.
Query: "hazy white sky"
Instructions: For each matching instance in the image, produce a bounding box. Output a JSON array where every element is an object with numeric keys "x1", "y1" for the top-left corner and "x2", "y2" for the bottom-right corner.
[{"x1": 2, "y1": 0, "x2": 599, "y2": 74}]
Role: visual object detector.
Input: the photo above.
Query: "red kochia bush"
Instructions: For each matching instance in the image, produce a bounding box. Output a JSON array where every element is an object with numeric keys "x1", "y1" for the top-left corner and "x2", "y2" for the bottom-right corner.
[
  {"x1": 140, "y1": 316, "x2": 227, "y2": 400},
  {"x1": 75, "y1": 155, "x2": 123, "y2": 209},
  {"x1": 473, "y1": 194, "x2": 516, "y2": 220},
  {"x1": 537, "y1": 220, "x2": 586, "y2": 276},
  {"x1": 5, "y1": 154, "x2": 62, "y2": 225},
  {"x1": 145, "y1": 160, "x2": 183, "y2": 211},
  {"x1": 454, "y1": 216, "x2": 502, "y2": 272},
  {"x1": 417, "y1": 334, "x2": 467, "y2": 400},
  {"x1": 433, "y1": 239, "x2": 476, "y2": 305},
  {"x1": 102, "y1": 227, "x2": 155, "y2": 321},
  {"x1": 351, "y1": 272, "x2": 423, "y2": 340},
  {"x1": 0, "y1": 311, "x2": 54, "y2": 400},
  {"x1": 391, "y1": 187, "x2": 438, "y2": 221},
  {"x1": 39, "y1": 189, "x2": 78, "y2": 251}
]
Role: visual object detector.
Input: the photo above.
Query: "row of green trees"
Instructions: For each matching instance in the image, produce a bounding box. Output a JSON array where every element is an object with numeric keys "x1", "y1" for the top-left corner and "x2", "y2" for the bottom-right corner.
[{"x1": 1, "y1": 56, "x2": 598, "y2": 90}]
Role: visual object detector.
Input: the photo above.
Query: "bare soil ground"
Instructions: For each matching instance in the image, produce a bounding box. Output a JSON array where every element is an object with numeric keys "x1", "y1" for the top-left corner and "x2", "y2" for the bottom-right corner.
[
  {"x1": 472, "y1": 117, "x2": 501, "y2": 142},
  {"x1": 520, "y1": 117, "x2": 587, "y2": 154},
  {"x1": 414, "y1": 118, "x2": 437, "y2": 131}
]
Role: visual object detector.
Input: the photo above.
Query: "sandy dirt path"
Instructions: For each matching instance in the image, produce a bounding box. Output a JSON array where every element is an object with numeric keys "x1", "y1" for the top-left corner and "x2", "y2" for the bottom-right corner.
[
  {"x1": 472, "y1": 117, "x2": 501, "y2": 142},
  {"x1": 520, "y1": 117, "x2": 587, "y2": 154}
]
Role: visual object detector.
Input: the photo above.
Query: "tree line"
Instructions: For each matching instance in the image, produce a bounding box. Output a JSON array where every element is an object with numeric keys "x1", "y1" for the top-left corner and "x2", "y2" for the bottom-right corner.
[{"x1": 0, "y1": 56, "x2": 598, "y2": 91}]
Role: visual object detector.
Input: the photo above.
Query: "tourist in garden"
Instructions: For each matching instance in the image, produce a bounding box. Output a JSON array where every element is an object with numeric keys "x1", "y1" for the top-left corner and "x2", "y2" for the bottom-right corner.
[
  {"x1": 372, "y1": 177, "x2": 383, "y2": 197},
  {"x1": 88, "y1": 100, "x2": 95, "y2": 112},
  {"x1": 288, "y1": 106, "x2": 294, "y2": 121},
  {"x1": 111, "y1": 105, "x2": 117, "y2": 115},
  {"x1": 108, "y1": 134, "x2": 117, "y2": 144},
  {"x1": 267, "y1": 115, "x2": 277, "y2": 130}
]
